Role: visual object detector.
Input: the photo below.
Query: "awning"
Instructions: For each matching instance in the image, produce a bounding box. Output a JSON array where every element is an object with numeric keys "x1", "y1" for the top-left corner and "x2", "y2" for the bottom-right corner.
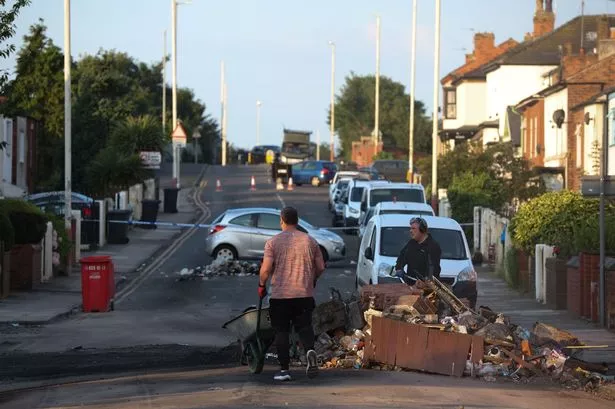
[{"x1": 439, "y1": 125, "x2": 479, "y2": 142}]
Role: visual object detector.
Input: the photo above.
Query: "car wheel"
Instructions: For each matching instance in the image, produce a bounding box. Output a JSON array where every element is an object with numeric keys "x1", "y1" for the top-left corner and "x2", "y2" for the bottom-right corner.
[
  {"x1": 311, "y1": 177, "x2": 320, "y2": 187},
  {"x1": 319, "y1": 246, "x2": 329, "y2": 263},
  {"x1": 213, "y1": 245, "x2": 237, "y2": 262}
]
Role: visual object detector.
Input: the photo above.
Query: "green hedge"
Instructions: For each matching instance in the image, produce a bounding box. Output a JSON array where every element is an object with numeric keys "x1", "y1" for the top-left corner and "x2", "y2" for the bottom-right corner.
[
  {"x1": 0, "y1": 199, "x2": 48, "y2": 245},
  {"x1": 510, "y1": 191, "x2": 615, "y2": 256},
  {"x1": 0, "y1": 207, "x2": 14, "y2": 249}
]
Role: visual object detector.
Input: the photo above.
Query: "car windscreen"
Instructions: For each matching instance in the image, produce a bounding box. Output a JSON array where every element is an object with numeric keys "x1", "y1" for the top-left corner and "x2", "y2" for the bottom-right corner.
[
  {"x1": 380, "y1": 210, "x2": 433, "y2": 216},
  {"x1": 369, "y1": 188, "x2": 424, "y2": 206},
  {"x1": 379, "y1": 227, "x2": 467, "y2": 260},
  {"x1": 350, "y1": 187, "x2": 364, "y2": 202}
]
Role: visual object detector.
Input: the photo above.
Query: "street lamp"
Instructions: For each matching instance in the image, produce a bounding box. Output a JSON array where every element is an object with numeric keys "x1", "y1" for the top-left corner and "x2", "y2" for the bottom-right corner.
[
  {"x1": 63, "y1": 0, "x2": 72, "y2": 227},
  {"x1": 408, "y1": 0, "x2": 418, "y2": 182},
  {"x1": 192, "y1": 127, "x2": 201, "y2": 164},
  {"x1": 329, "y1": 40, "x2": 336, "y2": 162},
  {"x1": 171, "y1": 0, "x2": 191, "y2": 189},
  {"x1": 431, "y1": 0, "x2": 442, "y2": 213},
  {"x1": 374, "y1": 15, "x2": 381, "y2": 158},
  {"x1": 256, "y1": 100, "x2": 262, "y2": 146}
]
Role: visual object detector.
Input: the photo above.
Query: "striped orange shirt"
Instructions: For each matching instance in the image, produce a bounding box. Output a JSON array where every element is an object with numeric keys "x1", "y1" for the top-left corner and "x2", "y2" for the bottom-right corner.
[{"x1": 264, "y1": 229, "x2": 323, "y2": 299}]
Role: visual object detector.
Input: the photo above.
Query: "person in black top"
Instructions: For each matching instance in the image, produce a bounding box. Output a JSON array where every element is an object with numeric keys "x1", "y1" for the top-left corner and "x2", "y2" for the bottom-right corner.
[{"x1": 394, "y1": 217, "x2": 442, "y2": 284}]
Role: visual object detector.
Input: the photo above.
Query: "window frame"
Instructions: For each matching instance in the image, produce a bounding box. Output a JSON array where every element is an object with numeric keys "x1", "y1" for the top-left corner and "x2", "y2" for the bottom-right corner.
[{"x1": 444, "y1": 88, "x2": 457, "y2": 120}]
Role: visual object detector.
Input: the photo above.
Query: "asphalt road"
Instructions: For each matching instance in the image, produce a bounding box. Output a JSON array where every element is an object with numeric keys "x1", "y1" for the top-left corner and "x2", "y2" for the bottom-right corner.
[{"x1": 0, "y1": 164, "x2": 360, "y2": 377}]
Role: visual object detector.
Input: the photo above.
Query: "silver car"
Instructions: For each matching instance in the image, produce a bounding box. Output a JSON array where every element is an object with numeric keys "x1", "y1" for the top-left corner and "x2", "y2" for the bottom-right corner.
[{"x1": 205, "y1": 208, "x2": 346, "y2": 262}]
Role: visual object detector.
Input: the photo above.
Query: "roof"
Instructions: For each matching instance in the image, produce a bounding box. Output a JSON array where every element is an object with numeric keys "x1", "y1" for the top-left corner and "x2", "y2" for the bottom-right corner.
[
  {"x1": 451, "y1": 66, "x2": 491, "y2": 85},
  {"x1": 375, "y1": 202, "x2": 434, "y2": 212},
  {"x1": 484, "y1": 15, "x2": 615, "y2": 73},
  {"x1": 570, "y1": 87, "x2": 612, "y2": 111},
  {"x1": 377, "y1": 214, "x2": 463, "y2": 231},
  {"x1": 368, "y1": 182, "x2": 425, "y2": 190}
]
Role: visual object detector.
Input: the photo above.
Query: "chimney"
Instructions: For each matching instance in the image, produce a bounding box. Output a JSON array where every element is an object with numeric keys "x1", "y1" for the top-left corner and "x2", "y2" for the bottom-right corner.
[
  {"x1": 473, "y1": 32, "x2": 495, "y2": 59},
  {"x1": 533, "y1": 0, "x2": 555, "y2": 37}
]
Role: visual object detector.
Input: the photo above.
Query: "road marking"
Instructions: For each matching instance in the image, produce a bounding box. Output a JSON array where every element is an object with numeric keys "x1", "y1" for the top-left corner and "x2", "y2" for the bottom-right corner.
[
  {"x1": 115, "y1": 168, "x2": 212, "y2": 304},
  {"x1": 276, "y1": 193, "x2": 286, "y2": 208}
]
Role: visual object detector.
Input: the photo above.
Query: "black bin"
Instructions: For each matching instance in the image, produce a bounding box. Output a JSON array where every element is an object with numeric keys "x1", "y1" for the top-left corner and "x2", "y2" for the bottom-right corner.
[
  {"x1": 107, "y1": 209, "x2": 131, "y2": 244},
  {"x1": 163, "y1": 188, "x2": 179, "y2": 213},
  {"x1": 141, "y1": 199, "x2": 161, "y2": 229}
]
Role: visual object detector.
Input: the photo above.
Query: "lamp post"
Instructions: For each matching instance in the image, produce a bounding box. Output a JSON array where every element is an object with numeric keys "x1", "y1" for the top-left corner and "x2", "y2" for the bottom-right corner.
[
  {"x1": 431, "y1": 0, "x2": 442, "y2": 213},
  {"x1": 63, "y1": 0, "x2": 72, "y2": 226},
  {"x1": 374, "y1": 15, "x2": 381, "y2": 159},
  {"x1": 408, "y1": 0, "x2": 418, "y2": 182},
  {"x1": 256, "y1": 100, "x2": 262, "y2": 146},
  {"x1": 329, "y1": 41, "x2": 336, "y2": 161}
]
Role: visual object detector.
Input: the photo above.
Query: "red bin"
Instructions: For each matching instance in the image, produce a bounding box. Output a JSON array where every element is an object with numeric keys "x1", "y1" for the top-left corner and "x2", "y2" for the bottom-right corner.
[{"x1": 80, "y1": 255, "x2": 115, "y2": 312}]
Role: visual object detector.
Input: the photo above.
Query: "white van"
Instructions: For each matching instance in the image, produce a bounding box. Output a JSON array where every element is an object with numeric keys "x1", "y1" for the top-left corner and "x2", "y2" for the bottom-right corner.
[
  {"x1": 359, "y1": 182, "x2": 426, "y2": 223},
  {"x1": 356, "y1": 214, "x2": 477, "y2": 308},
  {"x1": 341, "y1": 179, "x2": 372, "y2": 234},
  {"x1": 358, "y1": 201, "x2": 435, "y2": 238}
]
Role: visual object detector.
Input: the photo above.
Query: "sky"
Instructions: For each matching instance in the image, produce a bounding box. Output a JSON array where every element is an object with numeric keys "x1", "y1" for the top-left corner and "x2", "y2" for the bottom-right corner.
[{"x1": 0, "y1": 0, "x2": 613, "y2": 150}]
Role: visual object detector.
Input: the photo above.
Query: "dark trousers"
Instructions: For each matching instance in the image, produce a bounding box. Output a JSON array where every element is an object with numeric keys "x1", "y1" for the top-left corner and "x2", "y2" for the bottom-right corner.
[{"x1": 269, "y1": 297, "x2": 315, "y2": 370}]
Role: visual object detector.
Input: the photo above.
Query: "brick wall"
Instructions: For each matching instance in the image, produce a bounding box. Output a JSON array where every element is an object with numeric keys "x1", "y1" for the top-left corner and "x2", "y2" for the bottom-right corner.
[
  {"x1": 521, "y1": 100, "x2": 545, "y2": 167},
  {"x1": 351, "y1": 137, "x2": 383, "y2": 167},
  {"x1": 533, "y1": 11, "x2": 555, "y2": 37}
]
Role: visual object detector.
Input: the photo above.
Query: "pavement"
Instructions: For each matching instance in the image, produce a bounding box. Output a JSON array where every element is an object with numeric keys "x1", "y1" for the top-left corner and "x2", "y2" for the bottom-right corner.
[
  {"x1": 0, "y1": 163, "x2": 614, "y2": 386},
  {"x1": 0, "y1": 163, "x2": 206, "y2": 325}
]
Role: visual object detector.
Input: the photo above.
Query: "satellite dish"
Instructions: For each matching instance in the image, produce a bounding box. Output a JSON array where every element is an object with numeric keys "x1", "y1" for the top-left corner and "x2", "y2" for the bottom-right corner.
[
  {"x1": 552, "y1": 109, "x2": 565, "y2": 128},
  {"x1": 584, "y1": 112, "x2": 593, "y2": 125}
]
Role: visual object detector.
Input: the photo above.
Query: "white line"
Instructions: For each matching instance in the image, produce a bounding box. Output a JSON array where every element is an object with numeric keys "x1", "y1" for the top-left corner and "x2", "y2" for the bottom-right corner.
[{"x1": 276, "y1": 193, "x2": 286, "y2": 208}]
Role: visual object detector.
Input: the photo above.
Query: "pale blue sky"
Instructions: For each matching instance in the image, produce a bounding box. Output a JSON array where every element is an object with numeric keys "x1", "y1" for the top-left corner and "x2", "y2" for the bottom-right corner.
[{"x1": 1, "y1": 0, "x2": 612, "y2": 150}]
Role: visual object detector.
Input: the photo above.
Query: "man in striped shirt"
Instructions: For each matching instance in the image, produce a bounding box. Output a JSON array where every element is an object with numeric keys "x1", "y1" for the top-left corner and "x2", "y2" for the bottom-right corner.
[{"x1": 258, "y1": 206, "x2": 326, "y2": 381}]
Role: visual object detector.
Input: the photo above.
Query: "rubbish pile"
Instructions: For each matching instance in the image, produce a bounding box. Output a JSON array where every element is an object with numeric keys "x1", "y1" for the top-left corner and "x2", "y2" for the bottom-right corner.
[
  {"x1": 311, "y1": 281, "x2": 613, "y2": 391},
  {"x1": 176, "y1": 260, "x2": 260, "y2": 281}
]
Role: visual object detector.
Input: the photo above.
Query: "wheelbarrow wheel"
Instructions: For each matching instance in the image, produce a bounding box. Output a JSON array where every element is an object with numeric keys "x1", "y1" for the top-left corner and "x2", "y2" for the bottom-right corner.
[{"x1": 245, "y1": 341, "x2": 265, "y2": 374}]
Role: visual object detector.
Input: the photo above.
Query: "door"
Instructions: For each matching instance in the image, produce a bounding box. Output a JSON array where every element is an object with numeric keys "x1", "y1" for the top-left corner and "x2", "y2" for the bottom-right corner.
[
  {"x1": 357, "y1": 221, "x2": 375, "y2": 285},
  {"x1": 300, "y1": 161, "x2": 318, "y2": 184},
  {"x1": 291, "y1": 163, "x2": 304, "y2": 184},
  {"x1": 226, "y1": 213, "x2": 258, "y2": 258},
  {"x1": 253, "y1": 213, "x2": 282, "y2": 257}
]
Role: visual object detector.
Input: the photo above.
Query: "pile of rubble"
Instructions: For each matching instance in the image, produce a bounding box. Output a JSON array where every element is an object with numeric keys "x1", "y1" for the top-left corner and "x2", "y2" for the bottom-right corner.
[
  {"x1": 311, "y1": 281, "x2": 613, "y2": 392},
  {"x1": 176, "y1": 260, "x2": 260, "y2": 281}
]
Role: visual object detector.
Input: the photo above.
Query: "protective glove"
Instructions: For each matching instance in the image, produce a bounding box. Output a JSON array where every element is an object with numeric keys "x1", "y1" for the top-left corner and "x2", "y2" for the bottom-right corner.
[
  {"x1": 394, "y1": 269, "x2": 405, "y2": 278},
  {"x1": 258, "y1": 284, "x2": 267, "y2": 299}
]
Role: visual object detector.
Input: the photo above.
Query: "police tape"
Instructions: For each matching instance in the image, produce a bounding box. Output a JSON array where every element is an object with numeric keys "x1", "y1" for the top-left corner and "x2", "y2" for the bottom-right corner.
[{"x1": 84, "y1": 218, "x2": 361, "y2": 231}]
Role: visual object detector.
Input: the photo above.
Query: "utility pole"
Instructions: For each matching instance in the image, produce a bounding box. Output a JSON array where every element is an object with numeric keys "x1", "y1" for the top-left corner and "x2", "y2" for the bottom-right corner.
[
  {"x1": 374, "y1": 14, "x2": 381, "y2": 159},
  {"x1": 316, "y1": 130, "x2": 321, "y2": 161},
  {"x1": 329, "y1": 41, "x2": 336, "y2": 162},
  {"x1": 64, "y1": 0, "x2": 72, "y2": 226},
  {"x1": 162, "y1": 29, "x2": 167, "y2": 135},
  {"x1": 408, "y1": 0, "x2": 418, "y2": 183},
  {"x1": 431, "y1": 0, "x2": 442, "y2": 213},
  {"x1": 256, "y1": 100, "x2": 262, "y2": 146},
  {"x1": 171, "y1": 0, "x2": 178, "y2": 187},
  {"x1": 220, "y1": 60, "x2": 227, "y2": 166},
  {"x1": 222, "y1": 82, "x2": 228, "y2": 166}
]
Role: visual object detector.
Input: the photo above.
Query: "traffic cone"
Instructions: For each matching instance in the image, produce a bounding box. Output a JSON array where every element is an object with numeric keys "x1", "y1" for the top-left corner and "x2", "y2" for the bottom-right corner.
[
  {"x1": 216, "y1": 179, "x2": 223, "y2": 192},
  {"x1": 250, "y1": 176, "x2": 256, "y2": 191},
  {"x1": 287, "y1": 177, "x2": 294, "y2": 191}
]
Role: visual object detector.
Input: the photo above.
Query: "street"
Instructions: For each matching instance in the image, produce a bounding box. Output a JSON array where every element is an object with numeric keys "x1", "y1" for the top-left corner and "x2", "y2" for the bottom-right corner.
[{"x1": 1, "y1": 165, "x2": 614, "y2": 408}]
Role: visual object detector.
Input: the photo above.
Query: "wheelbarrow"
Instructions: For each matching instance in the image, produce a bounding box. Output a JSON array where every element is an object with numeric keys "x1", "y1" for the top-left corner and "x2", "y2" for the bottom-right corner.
[{"x1": 222, "y1": 298, "x2": 276, "y2": 374}]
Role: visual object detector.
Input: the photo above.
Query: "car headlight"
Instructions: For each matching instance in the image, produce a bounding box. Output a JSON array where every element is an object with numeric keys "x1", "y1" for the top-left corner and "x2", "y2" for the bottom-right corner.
[
  {"x1": 457, "y1": 265, "x2": 477, "y2": 282},
  {"x1": 378, "y1": 263, "x2": 394, "y2": 277},
  {"x1": 349, "y1": 208, "x2": 359, "y2": 215}
]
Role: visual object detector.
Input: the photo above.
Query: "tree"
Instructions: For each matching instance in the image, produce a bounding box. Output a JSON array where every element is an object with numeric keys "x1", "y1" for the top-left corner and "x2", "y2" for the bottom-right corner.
[
  {"x1": 108, "y1": 115, "x2": 167, "y2": 153},
  {"x1": 3, "y1": 21, "x2": 65, "y2": 190},
  {"x1": 0, "y1": 0, "x2": 31, "y2": 92},
  {"x1": 416, "y1": 141, "x2": 544, "y2": 211},
  {"x1": 327, "y1": 72, "x2": 431, "y2": 160}
]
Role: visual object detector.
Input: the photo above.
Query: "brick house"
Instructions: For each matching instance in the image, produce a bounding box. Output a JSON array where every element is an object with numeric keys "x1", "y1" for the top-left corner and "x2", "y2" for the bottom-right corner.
[
  {"x1": 0, "y1": 115, "x2": 39, "y2": 197},
  {"x1": 351, "y1": 136, "x2": 383, "y2": 167},
  {"x1": 514, "y1": 17, "x2": 615, "y2": 191}
]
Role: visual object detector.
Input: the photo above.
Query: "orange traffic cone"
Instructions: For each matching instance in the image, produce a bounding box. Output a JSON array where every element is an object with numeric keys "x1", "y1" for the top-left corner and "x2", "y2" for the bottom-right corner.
[
  {"x1": 216, "y1": 179, "x2": 223, "y2": 192},
  {"x1": 287, "y1": 177, "x2": 294, "y2": 191},
  {"x1": 250, "y1": 176, "x2": 256, "y2": 191}
]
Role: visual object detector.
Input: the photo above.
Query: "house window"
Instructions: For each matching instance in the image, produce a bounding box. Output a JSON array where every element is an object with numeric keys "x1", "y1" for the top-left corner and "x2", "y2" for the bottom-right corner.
[
  {"x1": 444, "y1": 88, "x2": 456, "y2": 119},
  {"x1": 611, "y1": 110, "x2": 615, "y2": 146}
]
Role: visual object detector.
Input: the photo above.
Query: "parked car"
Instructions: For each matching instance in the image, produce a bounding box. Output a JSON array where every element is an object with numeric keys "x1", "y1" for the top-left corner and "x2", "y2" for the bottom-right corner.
[
  {"x1": 329, "y1": 171, "x2": 360, "y2": 201},
  {"x1": 358, "y1": 201, "x2": 435, "y2": 238},
  {"x1": 25, "y1": 191, "x2": 98, "y2": 246},
  {"x1": 356, "y1": 214, "x2": 477, "y2": 308},
  {"x1": 205, "y1": 207, "x2": 346, "y2": 262},
  {"x1": 359, "y1": 182, "x2": 426, "y2": 224},
  {"x1": 369, "y1": 160, "x2": 409, "y2": 182},
  {"x1": 340, "y1": 179, "x2": 374, "y2": 234},
  {"x1": 291, "y1": 160, "x2": 337, "y2": 186},
  {"x1": 358, "y1": 166, "x2": 384, "y2": 181}
]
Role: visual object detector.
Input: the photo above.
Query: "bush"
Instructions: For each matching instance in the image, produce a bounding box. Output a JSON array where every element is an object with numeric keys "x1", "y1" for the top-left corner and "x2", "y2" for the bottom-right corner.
[
  {"x1": 510, "y1": 191, "x2": 614, "y2": 256},
  {"x1": 85, "y1": 146, "x2": 150, "y2": 197},
  {"x1": 0, "y1": 199, "x2": 48, "y2": 245},
  {"x1": 0, "y1": 207, "x2": 15, "y2": 249},
  {"x1": 504, "y1": 247, "x2": 519, "y2": 288}
]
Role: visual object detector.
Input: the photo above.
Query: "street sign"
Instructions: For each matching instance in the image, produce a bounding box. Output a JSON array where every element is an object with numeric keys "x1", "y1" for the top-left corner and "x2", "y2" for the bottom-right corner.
[
  {"x1": 171, "y1": 123, "x2": 187, "y2": 147},
  {"x1": 139, "y1": 151, "x2": 162, "y2": 170}
]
